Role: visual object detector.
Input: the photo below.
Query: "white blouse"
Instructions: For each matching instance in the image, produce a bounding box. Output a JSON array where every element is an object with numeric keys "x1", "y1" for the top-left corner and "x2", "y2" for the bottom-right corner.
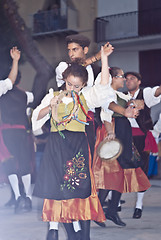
[
  {"x1": 152, "y1": 113, "x2": 161, "y2": 139},
  {"x1": 0, "y1": 78, "x2": 12, "y2": 97},
  {"x1": 32, "y1": 84, "x2": 115, "y2": 132}
]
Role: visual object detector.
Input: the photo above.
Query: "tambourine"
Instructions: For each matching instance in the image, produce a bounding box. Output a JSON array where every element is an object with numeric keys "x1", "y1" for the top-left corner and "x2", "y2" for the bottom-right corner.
[
  {"x1": 97, "y1": 138, "x2": 123, "y2": 161},
  {"x1": 51, "y1": 90, "x2": 79, "y2": 124}
]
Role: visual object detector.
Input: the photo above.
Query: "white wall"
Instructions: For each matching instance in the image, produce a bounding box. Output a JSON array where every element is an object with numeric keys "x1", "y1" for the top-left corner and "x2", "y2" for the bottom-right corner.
[
  {"x1": 108, "y1": 50, "x2": 139, "y2": 72},
  {"x1": 97, "y1": 0, "x2": 139, "y2": 74},
  {"x1": 108, "y1": 50, "x2": 139, "y2": 91},
  {"x1": 97, "y1": 0, "x2": 138, "y2": 17}
]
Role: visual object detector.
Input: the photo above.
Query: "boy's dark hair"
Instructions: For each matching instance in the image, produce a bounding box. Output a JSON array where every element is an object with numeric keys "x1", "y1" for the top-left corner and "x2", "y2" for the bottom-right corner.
[
  {"x1": 124, "y1": 72, "x2": 142, "y2": 81},
  {"x1": 66, "y1": 34, "x2": 90, "y2": 48}
]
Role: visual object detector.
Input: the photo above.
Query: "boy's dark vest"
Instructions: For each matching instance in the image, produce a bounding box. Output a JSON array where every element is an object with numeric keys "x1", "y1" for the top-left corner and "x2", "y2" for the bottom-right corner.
[
  {"x1": 131, "y1": 89, "x2": 153, "y2": 134},
  {"x1": 91, "y1": 63, "x2": 101, "y2": 81}
]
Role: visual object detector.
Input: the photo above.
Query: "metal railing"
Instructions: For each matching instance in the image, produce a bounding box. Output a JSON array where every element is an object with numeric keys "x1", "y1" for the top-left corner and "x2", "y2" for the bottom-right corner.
[
  {"x1": 95, "y1": 8, "x2": 161, "y2": 43},
  {"x1": 31, "y1": 7, "x2": 78, "y2": 36}
]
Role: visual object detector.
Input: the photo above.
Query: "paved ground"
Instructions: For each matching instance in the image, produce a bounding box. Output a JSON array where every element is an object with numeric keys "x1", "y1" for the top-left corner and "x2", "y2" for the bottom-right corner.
[{"x1": 0, "y1": 179, "x2": 161, "y2": 240}]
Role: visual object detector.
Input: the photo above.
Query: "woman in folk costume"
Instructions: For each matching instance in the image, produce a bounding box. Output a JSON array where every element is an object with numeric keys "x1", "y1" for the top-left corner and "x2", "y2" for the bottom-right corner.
[
  {"x1": 93, "y1": 67, "x2": 151, "y2": 227},
  {"x1": 32, "y1": 44, "x2": 115, "y2": 240}
]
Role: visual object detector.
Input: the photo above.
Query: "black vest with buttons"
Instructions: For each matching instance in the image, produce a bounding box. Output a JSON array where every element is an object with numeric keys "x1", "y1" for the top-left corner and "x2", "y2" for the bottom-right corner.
[{"x1": 134, "y1": 89, "x2": 153, "y2": 134}]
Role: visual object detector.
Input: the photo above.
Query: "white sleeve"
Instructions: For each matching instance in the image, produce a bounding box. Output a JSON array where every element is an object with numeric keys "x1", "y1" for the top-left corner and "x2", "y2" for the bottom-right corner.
[
  {"x1": 95, "y1": 72, "x2": 112, "y2": 87},
  {"x1": 94, "y1": 72, "x2": 101, "y2": 85},
  {"x1": 0, "y1": 78, "x2": 13, "y2": 97},
  {"x1": 153, "y1": 113, "x2": 161, "y2": 136},
  {"x1": 82, "y1": 84, "x2": 116, "y2": 109},
  {"x1": 31, "y1": 88, "x2": 54, "y2": 132},
  {"x1": 101, "y1": 88, "x2": 117, "y2": 112},
  {"x1": 99, "y1": 89, "x2": 117, "y2": 123},
  {"x1": 100, "y1": 108, "x2": 113, "y2": 123},
  {"x1": 55, "y1": 62, "x2": 68, "y2": 87},
  {"x1": 26, "y1": 91, "x2": 34, "y2": 105},
  {"x1": 143, "y1": 87, "x2": 161, "y2": 108}
]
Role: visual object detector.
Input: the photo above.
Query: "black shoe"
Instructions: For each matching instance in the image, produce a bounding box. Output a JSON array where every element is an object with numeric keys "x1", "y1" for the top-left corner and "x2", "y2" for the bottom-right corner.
[
  {"x1": 120, "y1": 199, "x2": 125, "y2": 204},
  {"x1": 14, "y1": 196, "x2": 26, "y2": 214},
  {"x1": 94, "y1": 220, "x2": 106, "y2": 227},
  {"x1": 25, "y1": 197, "x2": 32, "y2": 212},
  {"x1": 133, "y1": 208, "x2": 142, "y2": 219},
  {"x1": 46, "y1": 229, "x2": 58, "y2": 240},
  {"x1": 105, "y1": 212, "x2": 126, "y2": 227}
]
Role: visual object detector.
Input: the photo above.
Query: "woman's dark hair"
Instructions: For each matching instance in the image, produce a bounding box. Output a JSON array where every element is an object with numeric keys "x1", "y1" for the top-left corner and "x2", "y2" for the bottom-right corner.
[
  {"x1": 62, "y1": 62, "x2": 88, "y2": 86},
  {"x1": 109, "y1": 67, "x2": 122, "y2": 78}
]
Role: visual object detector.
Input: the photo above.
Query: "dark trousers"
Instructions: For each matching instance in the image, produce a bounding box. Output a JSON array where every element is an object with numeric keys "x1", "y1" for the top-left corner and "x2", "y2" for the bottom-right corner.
[
  {"x1": 63, "y1": 220, "x2": 90, "y2": 240},
  {"x1": 98, "y1": 189, "x2": 122, "y2": 215},
  {"x1": 133, "y1": 135, "x2": 149, "y2": 175}
]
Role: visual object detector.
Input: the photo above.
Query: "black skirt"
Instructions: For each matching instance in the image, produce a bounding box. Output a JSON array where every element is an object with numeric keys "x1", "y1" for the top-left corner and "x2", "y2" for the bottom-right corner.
[
  {"x1": 33, "y1": 130, "x2": 91, "y2": 200},
  {"x1": 2, "y1": 129, "x2": 33, "y2": 176}
]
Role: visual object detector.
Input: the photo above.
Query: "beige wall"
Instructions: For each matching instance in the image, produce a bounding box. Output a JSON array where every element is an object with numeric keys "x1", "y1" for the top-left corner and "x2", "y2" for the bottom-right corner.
[
  {"x1": 72, "y1": 0, "x2": 98, "y2": 54},
  {"x1": 17, "y1": 0, "x2": 45, "y2": 26},
  {"x1": 15, "y1": 0, "x2": 98, "y2": 91}
]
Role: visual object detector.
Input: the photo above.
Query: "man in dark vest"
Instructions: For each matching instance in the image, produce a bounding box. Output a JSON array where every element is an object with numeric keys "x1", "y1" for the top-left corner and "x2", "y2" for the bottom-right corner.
[
  {"x1": 125, "y1": 71, "x2": 161, "y2": 219},
  {"x1": 0, "y1": 71, "x2": 34, "y2": 214},
  {"x1": 56, "y1": 34, "x2": 101, "y2": 160}
]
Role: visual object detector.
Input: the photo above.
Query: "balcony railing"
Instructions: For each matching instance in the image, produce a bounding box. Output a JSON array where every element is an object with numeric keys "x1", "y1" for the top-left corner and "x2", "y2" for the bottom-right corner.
[
  {"x1": 31, "y1": 7, "x2": 78, "y2": 38},
  {"x1": 95, "y1": 8, "x2": 161, "y2": 43}
]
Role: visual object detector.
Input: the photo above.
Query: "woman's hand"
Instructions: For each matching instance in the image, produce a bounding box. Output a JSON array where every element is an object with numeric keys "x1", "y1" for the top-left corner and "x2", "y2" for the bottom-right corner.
[
  {"x1": 129, "y1": 99, "x2": 144, "y2": 110},
  {"x1": 101, "y1": 42, "x2": 114, "y2": 58},
  {"x1": 50, "y1": 96, "x2": 59, "y2": 107},
  {"x1": 83, "y1": 41, "x2": 114, "y2": 67},
  {"x1": 104, "y1": 121, "x2": 115, "y2": 141},
  {"x1": 105, "y1": 132, "x2": 116, "y2": 141},
  {"x1": 10, "y1": 46, "x2": 21, "y2": 61}
]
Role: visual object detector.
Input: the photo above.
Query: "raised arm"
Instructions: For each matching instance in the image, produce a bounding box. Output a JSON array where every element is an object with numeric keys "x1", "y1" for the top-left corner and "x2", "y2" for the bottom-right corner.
[
  {"x1": 82, "y1": 43, "x2": 114, "y2": 109},
  {"x1": 83, "y1": 41, "x2": 111, "y2": 67},
  {"x1": 100, "y1": 43, "x2": 114, "y2": 85},
  {"x1": 8, "y1": 46, "x2": 21, "y2": 85}
]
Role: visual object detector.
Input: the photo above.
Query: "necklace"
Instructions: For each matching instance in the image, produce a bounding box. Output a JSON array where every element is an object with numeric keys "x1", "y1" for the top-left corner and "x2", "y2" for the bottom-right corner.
[{"x1": 50, "y1": 90, "x2": 92, "y2": 138}]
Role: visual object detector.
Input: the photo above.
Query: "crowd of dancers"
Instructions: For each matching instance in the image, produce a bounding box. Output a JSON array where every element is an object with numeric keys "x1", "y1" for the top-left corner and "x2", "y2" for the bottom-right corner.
[{"x1": 0, "y1": 34, "x2": 161, "y2": 240}]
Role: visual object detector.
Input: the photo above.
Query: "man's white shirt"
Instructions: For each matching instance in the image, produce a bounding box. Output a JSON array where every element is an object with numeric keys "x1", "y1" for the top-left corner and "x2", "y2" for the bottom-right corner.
[
  {"x1": 128, "y1": 87, "x2": 161, "y2": 128},
  {"x1": 55, "y1": 61, "x2": 95, "y2": 87}
]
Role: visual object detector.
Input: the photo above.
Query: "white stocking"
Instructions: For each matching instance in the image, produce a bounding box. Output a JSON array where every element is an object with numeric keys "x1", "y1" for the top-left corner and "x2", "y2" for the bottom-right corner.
[
  {"x1": 49, "y1": 222, "x2": 59, "y2": 230},
  {"x1": 22, "y1": 174, "x2": 32, "y2": 199},
  {"x1": 135, "y1": 192, "x2": 145, "y2": 209},
  {"x1": 73, "y1": 221, "x2": 81, "y2": 232},
  {"x1": 8, "y1": 174, "x2": 20, "y2": 200}
]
